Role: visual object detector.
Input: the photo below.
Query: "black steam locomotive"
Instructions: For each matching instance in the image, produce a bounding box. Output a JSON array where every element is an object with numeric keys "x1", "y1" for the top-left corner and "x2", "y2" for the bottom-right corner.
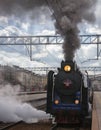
[{"x1": 46, "y1": 60, "x2": 91, "y2": 124}]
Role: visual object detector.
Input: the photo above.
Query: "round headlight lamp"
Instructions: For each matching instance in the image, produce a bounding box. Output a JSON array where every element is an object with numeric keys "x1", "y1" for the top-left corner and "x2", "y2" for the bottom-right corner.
[
  {"x1": 54, "y1": 100, "x2": 59, "y2": 105},
  {"x1": 64, "y1": 65, "x2": 71, "y2": 72},
  {"x1": 75, "y1": 100, "x2": 79, "y2": 104}
]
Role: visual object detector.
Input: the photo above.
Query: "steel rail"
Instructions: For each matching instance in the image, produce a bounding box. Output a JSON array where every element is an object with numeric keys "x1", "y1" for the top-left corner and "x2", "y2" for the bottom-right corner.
[
  {"x1": 0, "y1": 121, "x2": 23, "y2": 130},
  {"x1": 18, "y1": 91, "x2": 46, "y2": 95}
]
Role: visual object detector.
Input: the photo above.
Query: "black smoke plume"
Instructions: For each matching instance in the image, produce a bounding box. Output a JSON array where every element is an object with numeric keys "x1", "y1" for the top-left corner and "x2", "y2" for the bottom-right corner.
[
  {"x1": 0, "y1": 0, "x2": 97, "y2": 60},
  {"x1": 49, "y1": 0, "x2": 97, "y2": 60}
]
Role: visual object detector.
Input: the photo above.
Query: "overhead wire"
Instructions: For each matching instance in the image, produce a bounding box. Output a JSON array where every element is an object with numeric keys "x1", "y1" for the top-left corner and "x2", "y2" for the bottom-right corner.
[
  {"x1": 75, "y1": 52, "x2": 82, "y2": 64},
  {"x1": 45, "y1": 0, "x2": 63, "y2": 33}
]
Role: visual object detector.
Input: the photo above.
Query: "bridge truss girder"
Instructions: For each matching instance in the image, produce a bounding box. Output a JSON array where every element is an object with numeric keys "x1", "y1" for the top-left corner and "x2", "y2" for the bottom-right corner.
[
  {"x1": 0, "y1": 35, "x2": 101, "y2": 60},
  {"x1": 0, "y1": 35, "x2": 101, "y2": 45},
  {"x1": 0, "y1": 35, "x2": 101, "y2": 73}
]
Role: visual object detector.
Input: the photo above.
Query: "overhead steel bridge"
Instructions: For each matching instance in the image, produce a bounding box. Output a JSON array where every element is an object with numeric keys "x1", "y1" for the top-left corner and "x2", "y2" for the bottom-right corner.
[
  {"x1": 0, "y1": 35, "x2": 101, "y2": 70},
  {"x1": 0, "y1": 34, "x2": 100, "y2": 59},
  {"x1": 0, "y1": 35, "x2": 101, "y2": 45}
]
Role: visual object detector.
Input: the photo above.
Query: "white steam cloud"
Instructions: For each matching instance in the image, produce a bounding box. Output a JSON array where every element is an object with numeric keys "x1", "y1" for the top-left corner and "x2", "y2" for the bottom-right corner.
[{"x1": 0, "y1": 85, "x2": 49, "y2": 123}]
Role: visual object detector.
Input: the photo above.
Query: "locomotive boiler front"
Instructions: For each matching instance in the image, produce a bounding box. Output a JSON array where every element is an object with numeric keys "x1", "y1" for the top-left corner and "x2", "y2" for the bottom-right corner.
[
  {"x1": 54, "y1": 60, "x2": 82, "y2": 96},
  {"x1": 46, "y1": 60, "x2": 90, "y2": 124}
]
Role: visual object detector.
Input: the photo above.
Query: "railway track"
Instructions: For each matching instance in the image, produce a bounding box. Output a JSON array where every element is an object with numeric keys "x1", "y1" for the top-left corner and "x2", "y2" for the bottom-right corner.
[
  {"x1": 17, "y1": 91, "x2": 46, "y2": 95},
  {"x1": 51, "y1": 124, "x2": 91, "y2": 130},
  {"x1": 15, "y1": 91, "x2": 47, "y2": 110},
  {"x1": 0, "y1": 122, "x2": 52, "y2": 130},
  {"x1": 17, "y1": 91, "x2": 46, "y2": 104},
  {"x1": 0, "y1": 121, "x2": 23, "y2": 130},
  {"x1": 0, "y1": 116, "x2": 91, "y2": 130},
  {"x1": 0, "y1": 121, "x2": 91, "y2": 130}
]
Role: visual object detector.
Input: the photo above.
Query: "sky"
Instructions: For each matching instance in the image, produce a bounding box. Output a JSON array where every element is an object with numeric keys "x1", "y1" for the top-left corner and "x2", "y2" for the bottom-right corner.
[{"x1": 0, "y1": 0, "x2": 101, "y2": 75}]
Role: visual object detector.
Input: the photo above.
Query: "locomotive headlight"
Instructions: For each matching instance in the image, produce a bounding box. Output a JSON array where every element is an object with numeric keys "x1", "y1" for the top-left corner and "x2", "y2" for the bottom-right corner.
[
  {"x1": 54, "y1": 100, "x2": 59, "y2": 105},
  {"x1": 75, "y1": 100, "x2": 79, "y2": 104},
  {"x1": 64, "y1": 65, "x2": 71, "y2": 72}
]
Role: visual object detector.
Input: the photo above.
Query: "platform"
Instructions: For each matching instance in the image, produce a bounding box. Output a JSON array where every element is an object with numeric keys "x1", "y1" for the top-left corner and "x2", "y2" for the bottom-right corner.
[
  {"x1": 17, "y1": 93, "x2": 46, "y2": 102},
  {"x1": 92, "y1": 92, "x2": 101, "y2": 130}
]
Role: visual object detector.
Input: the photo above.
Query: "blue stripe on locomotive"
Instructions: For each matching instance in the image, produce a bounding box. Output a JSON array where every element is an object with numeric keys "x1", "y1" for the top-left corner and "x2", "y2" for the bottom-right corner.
[
  {"x1": 52, "y1": 104, "x2": 81, "y2": 111},
  {"x1": 52, "y1": 91, "x2": 81, "y2": 111}
]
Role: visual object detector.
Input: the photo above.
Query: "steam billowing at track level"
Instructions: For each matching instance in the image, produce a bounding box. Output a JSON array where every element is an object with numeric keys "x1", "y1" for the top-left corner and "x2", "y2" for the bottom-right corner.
[
  {"x1": 0, "y1": 85, "x2": 49, "y2": 123},
  {"x1": 0, "y1": 0, "x2": 97, "y2": 60}
]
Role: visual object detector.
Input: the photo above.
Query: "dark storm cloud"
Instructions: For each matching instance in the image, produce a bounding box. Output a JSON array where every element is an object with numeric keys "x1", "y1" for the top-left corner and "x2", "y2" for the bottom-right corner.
[{"x1": 0, "y1": 0, "x2": 46, "y2": 14}]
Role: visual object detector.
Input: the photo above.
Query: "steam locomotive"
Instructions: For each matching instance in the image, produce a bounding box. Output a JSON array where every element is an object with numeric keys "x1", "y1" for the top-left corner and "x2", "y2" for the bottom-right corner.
[{"x1": 46, "y1": 60, "x2": 91, "y2": 124}]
